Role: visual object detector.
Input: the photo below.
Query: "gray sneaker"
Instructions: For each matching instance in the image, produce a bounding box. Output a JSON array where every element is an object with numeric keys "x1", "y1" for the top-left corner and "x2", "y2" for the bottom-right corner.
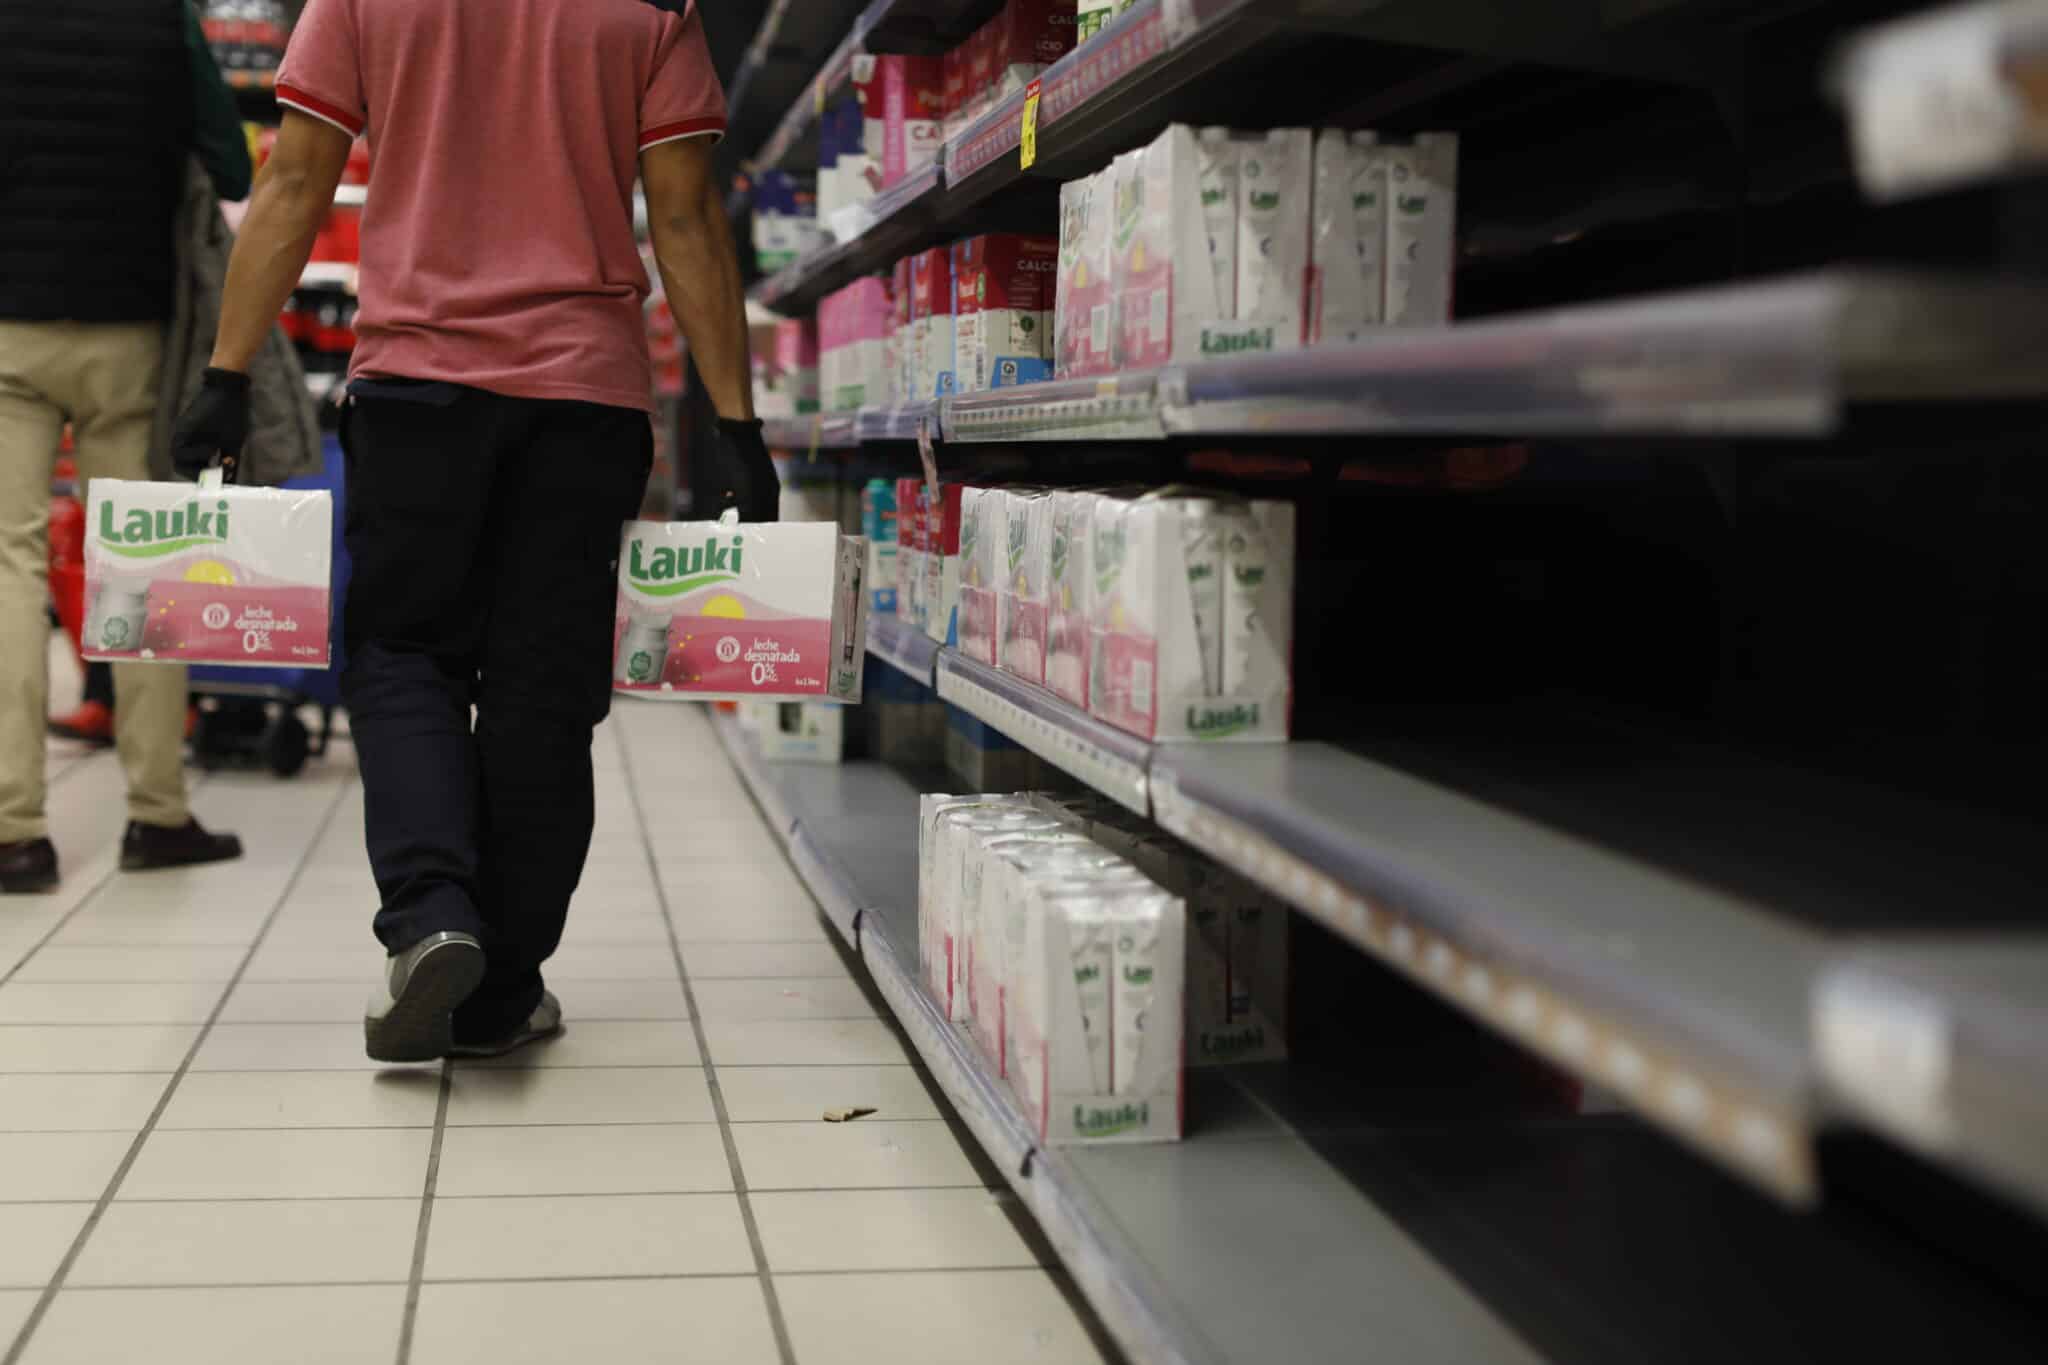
[
  {"x1": 364, "y1": 932, "x2": 485, "y2": 1063},
  {"x1": 448, "y1": 991, "x2": 564, "y2": 1060}
]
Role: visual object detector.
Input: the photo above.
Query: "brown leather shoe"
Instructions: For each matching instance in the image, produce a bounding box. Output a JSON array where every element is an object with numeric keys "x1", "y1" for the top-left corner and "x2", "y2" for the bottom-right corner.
[
  {"x1": 0, "y1": 838, "x2": 59, "y2": 894},
  {"x1": 120, "y1": 819, "x2": 243, "y2": 873}
]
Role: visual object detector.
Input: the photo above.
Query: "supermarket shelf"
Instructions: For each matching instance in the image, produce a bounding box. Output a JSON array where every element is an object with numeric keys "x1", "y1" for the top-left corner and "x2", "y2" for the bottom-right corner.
[
  {"x1": 749, "y1": 0, "x2": 882, "y2": 174},
  {"x1": 1816, "y1": 938, "x2": 2048, "y2": 1220},
  {"x1": 1836, "y1": 0, "x2": 2048, "y2": 202},
  {"x1": 866, "y1": 613, "x2": 941, "y2": 687},
  {"x1": 751, "y1": 163, "x2": 947, "y2": 313},
  {"x1": 861, "y1": 0, "x2": 1006, "y2": 54},
  {"x1": 762, "y1": 412, "x2": 858, "y2": 452},
  {"x1": 942, "y1": 272, "x2": 2048, "y2": 442},
  {"x1": 854, "y1": 400, "x2": 939, "y2": 443},
  {"x1": 934, "y1": 650, "x2": 1151, "y2": 815},
  {"x1": 704, "y1": 709, "x2": 2048, "y2": 1365}
]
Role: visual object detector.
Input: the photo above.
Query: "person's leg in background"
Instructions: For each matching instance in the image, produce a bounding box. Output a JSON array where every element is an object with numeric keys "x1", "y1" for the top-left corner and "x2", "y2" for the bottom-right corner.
[
  {"x1": 0, "y1": 321, "x2": 67, "y2": 891},
  {"x1": 60, "y1": 322, "x2": 240, "y2": 873},
  {"x1": 452, "y1": 400, "x2": 651, "y2": 1049},
  {"x1": 340, "y1": 384, "x2": 503, "y2": 1059}
]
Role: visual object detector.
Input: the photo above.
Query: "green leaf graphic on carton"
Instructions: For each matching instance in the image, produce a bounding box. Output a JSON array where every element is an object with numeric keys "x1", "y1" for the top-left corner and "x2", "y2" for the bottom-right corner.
[
  {"x1": 1248, "y1": 189, "x2": 1281, "y2": 212},
  {"x1": 1397, "y1": 193, "x2": 1428, "y2": 215},
  {"x1": 1092, "y1": 522, "x2": 1125, "y2": 596},
  {"x1": 1006, "y1": 517, "x2": 1027, "y2": 576},
  {"x1": 1073, "y1": 1101, "x2": 1150, "y2": 1137},
  {"x1": 628, "y1": 536, "x2": 744, "y2": 598},
  {"x1": 97, "y1": 499, "x2": 231, "y2": 558}
]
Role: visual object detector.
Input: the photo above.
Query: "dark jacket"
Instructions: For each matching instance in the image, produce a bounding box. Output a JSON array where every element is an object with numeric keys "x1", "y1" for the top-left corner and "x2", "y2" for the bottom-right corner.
[{"x1": 0, "y1": 0, "x2": 250, "y2": 323}]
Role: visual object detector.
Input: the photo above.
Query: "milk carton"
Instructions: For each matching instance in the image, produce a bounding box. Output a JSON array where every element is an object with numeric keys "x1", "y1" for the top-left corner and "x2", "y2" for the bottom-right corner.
[
  {"x1": 1077, "y1": 0, "x2": 1113, "y2": 44},
  {"x1": 819, "y1": 276, "x2": 892, "y2": 410},
  {"x1": 861, "y1": 478, "x2": 898, "y2": 615},
  {"x1": 853, "y1": 53, "x2": 946, "y2": 190},
  {"x1": 83, "y1": 479, "x2": 333, "y2": 668},
  {"x1": 1309, "y1": 130, "x2": 1387, "y2": 344},
  {"x1": 752, "y1": 701, "x2": 846, "y2": 763},
  {"x1": 1197, "y1": 129, "x2": 1240, "y2": 322},
  {"x1": 951, "y1": 233, "x2": 1057, "y2": 391},
  {"x1": 972, "y1": 828, "x2": 1106, "y2": 1070},
  {"x1": 1055, "y1": 171, "x2": 1115, "y2": 378},
  {"x1": 955, "y1": 486, "x2": 1001, "y2": 666},
  {"x1": 889, "y1": 256, "x2": 914, "y2": 405},
  {"x1": 941, "y1": 44, "x2": 968, "y2": 141},
  {"x1": 908, "y1": 246, "x2": 956, "y2": 398},
  {"x1": 930, "y1": 805, "x2": 1060, "y2": 1024},
  {"x1": 775, "y1": 319, "x2": 819, "y2": 414},
  {"x1": 922, "y1": 482, "x2": 967, "y2": 646},
  {"x1": 895, "y1": 476, "x2": 925, "y2": 624},
  {"x1": 1046, "y1": 488, "x2": 1105, "y2": 709},
  {"x1": 1112, "y1": 126, "x2": 1234, "y2": 369},
  {"x1": 1089, "y1": 493, "x2": 1294, "y2": 742},
  {"x1": 998, "y1": 488, "x2": 1052, "y2": 685},
  {"x1": 1184, "y1": 862, "x2": 1290, "y2": 1065},
  {"x1": 1385, "y1": 132, "x2": 1458, "y2": 326},
  {"x1": 919, "y1": 795, "x2": 1036, "y2": 1020},
  {"x1": 984, "y1": 0, "x2": 1076, "y2": 102},
  {"x1": 613, "y1": 514, "x2": 867, "y2": 703},
  {"x1": 1236, "y1": 128, "x2": 1313, "y2": 349}
]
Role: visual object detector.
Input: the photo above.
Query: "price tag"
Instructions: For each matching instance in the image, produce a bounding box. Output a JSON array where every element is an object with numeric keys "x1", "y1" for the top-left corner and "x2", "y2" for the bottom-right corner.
[
  {"x1": 917, "y1": 415, "x2": 940, "y2": 498},
  {"x1": 1020, "y1": 79, "x2": 1042, "y2": 170},
  {"x1": 813, "y1": 75, "x2": 826, "y2": 117}
]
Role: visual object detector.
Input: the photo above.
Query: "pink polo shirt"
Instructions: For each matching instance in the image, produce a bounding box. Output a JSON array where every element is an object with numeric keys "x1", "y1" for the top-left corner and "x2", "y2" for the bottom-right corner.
[{"x1": 277, "y1": 0, "x2": 725, "y2": 413}]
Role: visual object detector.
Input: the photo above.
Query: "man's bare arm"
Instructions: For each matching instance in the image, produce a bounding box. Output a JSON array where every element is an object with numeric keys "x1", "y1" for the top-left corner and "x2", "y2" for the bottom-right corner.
[
  {"x1": 210, "y1": 111, "x2": 353, "y2": 374},
  {"x1": 640, "y1": 137, "x2": 754, "y2": 420}
]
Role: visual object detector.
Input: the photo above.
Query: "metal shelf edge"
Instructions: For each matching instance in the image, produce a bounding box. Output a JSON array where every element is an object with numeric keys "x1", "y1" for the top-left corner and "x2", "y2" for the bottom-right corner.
[{"x1": 934, "y1": 650, "x2": 1151, "y2": 814}]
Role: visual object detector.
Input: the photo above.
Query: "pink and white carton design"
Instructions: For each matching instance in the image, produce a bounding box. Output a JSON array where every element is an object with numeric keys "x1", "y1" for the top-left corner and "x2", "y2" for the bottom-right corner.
[
  {"x1": 853, "y1": 53, "x2": 946, "y2": 190},
  {"x1": 819, "y1": 276, "x2": 894, "y2": 411},
  {"x1": 952, "y1": 232, "x2": 1057, "y2": 391},
  {"x1": 84, "y1": 479, "x2": 332, "y2": 669},
  {"x1": 998, "y1": 488, "x2": 1051, "y2": 684},
  {"x1": 613, "y1": 514, "x2": 867, "y2": 704},
  {"x1": 1055, "y1": 171, "x2": 1115, "y2": 377}
]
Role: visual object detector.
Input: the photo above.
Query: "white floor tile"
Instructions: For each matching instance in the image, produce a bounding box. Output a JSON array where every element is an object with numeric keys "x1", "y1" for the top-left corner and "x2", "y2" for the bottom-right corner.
[
  {"x1": 158, "y1": 1070, "x2": 440, "y2": 1129},
  {"x1": 0, "y1": 1290, "x2": 33, "y2": 1356},
  {"x1": 444, "y1": 1066, "x2": 713, "y2": 1126},
  {"x1": 0, "y1": 1133, "x2": 133, "y2": 1202},
  {"x1": 121, "y1": 1128, "x2": 432, "y2": 1201},
  {"x1": 547, "y1": 979, "x2": 689, "y2": 1020},
  {"x1": 0, "y1": 1025, "x2": 199, "y2": 1074},
  {"x1": 216, "y1": 981, "x2": 369, "y2": 1023},
  {"x1": 541, "y1": 943, "x2": 684, "y2": 980},
  {"x1": 409, "y1": 1278, "x2": 777, "y2": 1365},
  {"x1": 733, "y1": 1120, "x2": 982, "y2": 1191},
  {"x1": 69, "y1": 1199, "x2": 418, "y2": 1286},
  {"x1": 0, "y1": 983, "x2": 221, "y2": 1025},
  {"x1": 189, "y1": 1023, "x2": 395, "y2": 1072},
  {"x1": 19, "y1": 1284, "x2": 405, "y2": 1364},
  {"x1": 48, "y1": 909, "x2": 262, "y2": 948},
  {"x1": 434, "y1": 1123, "x2": 731, "y2": 1197},
  {"x1": 8, "y1": 947, "x2": 244, "y2": 984},
  {"x1": 240, "y1": 944, "x2": 374, "y2": 982},
  {"x1": 680, "y1": 942, "x2": 852, "y2": 979},
  {"x1": 666, "y1": 908, "x2": 830, "y2": 945},
  {"x1": 0, "y1": 1074, "x2": 171, "y2": 1133},
  {"x1": 452, "y1": 1020, "x2": 699, "y2": 1070},
  {"x1": 715, "y1": 1066, "x2": 942, "y2": 1123},
  {"x1": 689, "y1": 977, "x2": 877, "y2": 1021},
  {"x1": 776, "y1": 1270, "x2": 1110, "y2": 1365},
  {"x1": 424, "y1": 1193, "x2": 753, "y2": 1280},
  {"x1": 750, "y1": 1189, "x2": 1040, "y2": 1273},
  {"x1": 0, "y1": 1203, "x2": 90, "y2": 1288},
  {"x1": 699, "y1": 1018, "x2": 908, "y2": 1067}
]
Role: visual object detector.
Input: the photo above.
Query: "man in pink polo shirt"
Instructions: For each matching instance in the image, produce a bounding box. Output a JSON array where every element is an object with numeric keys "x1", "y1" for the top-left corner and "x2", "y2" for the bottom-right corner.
[{"x1": 172, "y1": 0, "x2": 774, "y2": 1062}]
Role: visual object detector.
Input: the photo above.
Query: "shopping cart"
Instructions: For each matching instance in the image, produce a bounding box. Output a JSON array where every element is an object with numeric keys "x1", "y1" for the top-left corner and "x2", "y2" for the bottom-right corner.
[{"x1": 184, "y1": 433, "x2": 351, "y2": 778}]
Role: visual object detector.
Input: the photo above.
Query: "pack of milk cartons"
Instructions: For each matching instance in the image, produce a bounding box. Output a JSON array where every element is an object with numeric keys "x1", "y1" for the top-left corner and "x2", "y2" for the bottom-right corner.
[
  {"x1": 1384, "y1": 132, "x2": 1458, "y2": 326},
  {"x1": 983, "y1": 0, "x2": 1077, "y2": 103},
  {"x1": 955, "y1": 486, "x2": 1001, "y2": 665},
  {"x1": 918, "y1": 795, "x2": 1055, "y2": 1023},
  {"x1": 1054, "y1": 170, "x2": 1115, "y2": 377},
  {"x1": 888, "y1": 256, "x2": 914, "y2": 405},
  {"x1": 1233, "y1": 127, "x2": 1314, "y2": 350},
  {"x1": 951, "y1": 233, "x2": 1057, "y2": 391},
  {"x1": 83, "y1": 476, "x2": 333, "y2": 668},
  {"x1": 744, "y1": 700, "x2": 847, "y2": 763},
  {"x1": 908, "y1": 245, "x2": 956, "y2": 398},
  {"x1": 853, "y1": 52, "x2": 945, "y2": 191},
  {"x1": 1309, "y1": 129, "x2": 1456, "y2": 338},
  {"x1": 894, "y1": 476, "x2": 925, "y2": 626},
  {"x1": 997, "y1": 487, "x2": 1052, "y2": 684},
  {"x1": 1089, "y1": 491, "x2": 1295, "y2": 742},
  {"x1": 750, "y1": 170, "x2": 825, "y2": 274},
  {"x1": 922, "y1": 481, "x2": 967, "y2": 646},
  {"x1": 815, "y1": 96, "x2": 873, "y2": 241},
  {"x1": 754, "y1": 318, "x2": 818, "y2": 420},
  {"x1": 1109, "y1": 125, "x2": 1238, "y2": 368},
  {"x1": 971, "y1": 823, "x2": 1120, "y2": 1071},
  {"x1": 612, "y1": 512, "x2": 868, "y2": 704},
  {"x1": 1046, "y1": 488, "x2": 1100, "y2": 709},
  {"x1": 818, "y1": 276, "x2": 892, "y2": 411},
  {"x1": 861, "y1": 478, "x2": 898, "y2": 615}
]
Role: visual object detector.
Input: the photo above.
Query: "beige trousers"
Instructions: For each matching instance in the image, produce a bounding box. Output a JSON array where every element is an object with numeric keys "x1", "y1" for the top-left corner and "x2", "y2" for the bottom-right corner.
[{"x1": 0, "y1": 320, "x2": 190, "y2": 843}]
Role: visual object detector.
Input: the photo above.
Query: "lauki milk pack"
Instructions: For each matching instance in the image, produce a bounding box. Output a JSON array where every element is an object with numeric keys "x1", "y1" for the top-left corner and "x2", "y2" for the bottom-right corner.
[
  {"x1": 1309, "y1": 129, "x2": 1389, "y2": 343},
  {"x1": 955, "y1": 487, "x2": 1000, "y2": 666},
  {"x1": 1089, "y1": 492, "x2": 1295, "y2": 742},
  {"x1": 83, "y1": 477, "x2": 332, "y2": 668},
  {"x1": 1046, "y1": 488, "x2": 1099, "y2": 709},
  {"x1": 1054, "y1": 171, "x2": 1116, "y2": 377},
  {"x1": 1385, "y1": 132, "x2": 1459, "y2": 326},
  {"x1": 997, "y1": 488, "x2": 1052, "y2": 685},
  {"x1": 1235, "y1": 128, "x2": 1313, "y2": 349},
  {"x1": 951, "y1": 233, "x2": 1057, "y2": 391},
  {"x1": 613, "y1": 513, "x2": 867, "y2": 704}
]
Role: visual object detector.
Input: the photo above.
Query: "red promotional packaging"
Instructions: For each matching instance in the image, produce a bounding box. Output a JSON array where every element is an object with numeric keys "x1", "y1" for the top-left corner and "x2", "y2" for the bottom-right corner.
[
  {"x1": 924, "y1": 482, "x2": 968, "y2": 646},
  {"x1": 908, "y1": 246, "x2": 956, "y2": 397},
  {"x1": 985, "y1": 0, "x2": 1076, "y2": 96},
  {"x1": 853, "y1": 53, "x2": 946, "y2": 189},
  {"x1": 951, "y1": 233, "x2": 1059, "y2": 391}
]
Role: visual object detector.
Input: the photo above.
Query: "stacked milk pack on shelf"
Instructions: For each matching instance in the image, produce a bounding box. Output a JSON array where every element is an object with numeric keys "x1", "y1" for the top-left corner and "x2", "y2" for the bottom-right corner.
[
  {"x1": 861, "y1": 478, "x2": 898, "y2": 615},
  {"x1": 853, "y1": 53, "x2": 945, "y2": 192},
  {"x1": 1089, "y1": 490, "x2": 1295, "y2": 741},
  {"x1": 1055, "y1": 171, "x2": 1116, "y2": 377},
  {"x1": 923, "y1": 482, "x2": 968, "y2": 647},
  {"x1": 816, "y1": 96, "x2": 875, "y2": 241},
  {"x1": 895, "y1": 476, "x2": 928, "y2": 632},
  {"x1": 1310, "y1": 130, "x2": 1458, "y2": 339},
  {"x1": 613, "y1": 512, "x2": 868, "y2": 703},
  {"x1": 83, "y1": 476, "x2": 333, "y2": 668},
  {"x1": 750, "y1": 170, "x2": 825, "y2": 274},
  {"x1": 952, "y1": 233, "x2": 1058, "y2": 391},
  {"x1": 948, "y1": 0, "x2": 1076, "y2": 134},
  {"x1": 818, "y1": 276, "x2": 893, "y2": 411},
  {"x1": 998, "y1": 488, "x2": 1053, "y2": 684},
  {"x1": 753, "y1": 318, "x2": 819, "y2": 420},
  {"x1": 956, "y1": 487, "x2": 1000, "y2": 667},
  {"x1": 918, "y1": 794, "x2": 1185, "y2": 1143},
  {"x1": 909, "y1": 246, "x2": 956, "y2": 398}
]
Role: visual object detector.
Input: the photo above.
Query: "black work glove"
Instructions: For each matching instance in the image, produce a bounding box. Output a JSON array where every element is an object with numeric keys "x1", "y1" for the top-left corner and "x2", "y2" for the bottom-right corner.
[
  {"x1": 705, "y1": 417, "x2": 780, "y2": 522},
  {"x1": 170, "y1": 368, "x2": 251, "y2": 483}
]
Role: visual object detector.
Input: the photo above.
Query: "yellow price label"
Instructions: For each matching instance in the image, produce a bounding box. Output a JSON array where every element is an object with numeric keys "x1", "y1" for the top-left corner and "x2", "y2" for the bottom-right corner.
[
  {"x1": 1020, "y1": 80, "x2": 1043, "y2": 170},
  {"x1": 814, "y1": 76, "x2": 826, "y2": 117}
]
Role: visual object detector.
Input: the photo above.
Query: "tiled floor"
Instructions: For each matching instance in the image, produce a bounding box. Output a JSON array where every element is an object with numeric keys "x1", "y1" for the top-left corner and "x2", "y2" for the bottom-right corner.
[{"x1": 0, "y1": 687, "x2": 1112, "y2": 1365}]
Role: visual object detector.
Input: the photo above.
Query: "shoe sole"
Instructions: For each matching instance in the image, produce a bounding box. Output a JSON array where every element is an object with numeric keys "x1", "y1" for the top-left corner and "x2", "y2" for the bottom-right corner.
[
  {"x1": 0, "y1": 874, "x2": 60, "y2": 895},
  {"x1": 447, "y1": 1019, "x2": 566, "y2": 1060},
  {"x1": 364, "y1": 938, "x2": 487, "y2": 1063},
  {"x1": 120, "y1": 845, "x2": 245, "y2": 873}
]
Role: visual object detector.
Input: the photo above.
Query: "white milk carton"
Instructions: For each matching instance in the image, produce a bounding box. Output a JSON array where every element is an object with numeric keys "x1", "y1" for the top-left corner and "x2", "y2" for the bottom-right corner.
[
  {"x1": 919, "y1": 795, "x2": 1034, "y2": 1018},
  {"x1": 908, "y1": 245, "x2": 955, "y2": 398},
  {"x1": 951, "y1": 233, "x2": 1058, "y2": 391},
  {"x1": 1012, "y1": 879, "x2": 1185, "y2": 1143},
  {"x1": 1309, "y1": 129, "x2": 1388, "y2": 344},
  {"x1": 973, "y1": 829, "x2": 1111, "y2": 1072},
  {"x1": 946, "y1": 809, "x2": 1062, "y2": 1029},
  {"x1": 997, "y1": 487, "x2": 1052, "y2": 685},
  {"x1": 1046, "y1": 488, "x2": 1107, "y2": 710},
  {"x1": 1184, "y1": 862, "x2": 1290, "y2": 1065},
  {"x1": 613, "y1": 514, "x2": 867, "y2": 704},
  {"x1": 819, "y1": 276, "x2": 893, "y2": 410},
  {"x1": 1385, "y1": 132, "x2": 1458, "y2": 326},
  {"x1": 751, "y1": 701, "x2": 847, "y2": 763},
  {"x1": 994, "y1": 852, "x2": 1150, "y2": 1090},
  {"x1": 83, "y1": 478, "x2": 332, "y2": 668},
  {"x1": 1111, "y1": 126, "x2": 1234, "y2": 369},
  {"x1": 1089, "y1": 493, "x2": 1295, "y2": 742},
  {"x1": 955, "y1": 486, "x2": 1001, "y2": 666},
  {"x1": 1236, "y1": 128, "x2": 1313, "y2": 349},
  {"x1": 1197, "y1": 128, "x2": 1240, "y2": 322},
  {"x1": 1054, "y1": 171, "x2": 1116, "y2": 378}
]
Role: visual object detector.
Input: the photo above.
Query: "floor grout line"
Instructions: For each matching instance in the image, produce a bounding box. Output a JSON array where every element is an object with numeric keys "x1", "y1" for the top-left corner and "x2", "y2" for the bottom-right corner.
[
  {"x1": 0, "y1": 1179, "x2": 996, "y2": 1208},
  {"x1": 42, "y1": 1264, "x2": 1055, "y2": 1294},
  {"x1": 0, "y1": 776, "x2": 351, "y2": 1365},
  {"x1": 615, "y1": 716, "x2": 800, "y2": 1365},
  {"x1": 394, "y1": 1063, "x2": 453, "y2": 1365}
]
